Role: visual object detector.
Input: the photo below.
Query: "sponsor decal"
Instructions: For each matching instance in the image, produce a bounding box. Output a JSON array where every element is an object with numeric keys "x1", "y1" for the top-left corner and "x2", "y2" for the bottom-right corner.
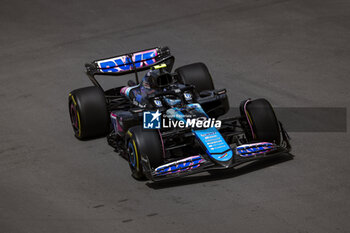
[
  {"x1": 164, "y1": 97, "x2": 181, "y2": 106},
  {"x1": 219, "y1": 152, "x2": 229, "y2": 159},
  {"x1": 97, "y1": 49, "x2": 158, "y2": 73},
  {"x1": 132, "y1": 99, "x2": 146, "y2": 108},
  {"x1": 194, "y1": 128, "x2": 232, "y2": 161},
  {"x1": 154, "y1": 155, "x2": 205, "y2": 176},
  {"x1": 184, "y1": 92, "x2": 192, "y2": 101},
  {"x1": 154, "y1": 99, "x2": 163, "y2": 107},
  {"x1": 237, "y1": 142, "x2": 276, "y2": 157}
]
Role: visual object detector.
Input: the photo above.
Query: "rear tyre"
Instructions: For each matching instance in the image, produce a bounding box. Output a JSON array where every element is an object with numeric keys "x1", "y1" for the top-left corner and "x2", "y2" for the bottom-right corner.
[
  {"x1": 126, "y1": 126, "x2": 164, "y2": 180},
  {"x1": 243, "y1": 98, "x2": 281, "y2": 145},
  {"x1": 68, "y1": 87, "x2": 109, "y2": 140},
  {"x1": 175, "y1": 62, "x2": 215, "y2": 93}
]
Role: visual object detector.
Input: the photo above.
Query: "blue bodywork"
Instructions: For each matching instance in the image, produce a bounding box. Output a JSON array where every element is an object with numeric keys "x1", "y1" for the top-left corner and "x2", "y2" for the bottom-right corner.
[{"x1": 166, "y1": 103, "x2": 233, "y2": 163}]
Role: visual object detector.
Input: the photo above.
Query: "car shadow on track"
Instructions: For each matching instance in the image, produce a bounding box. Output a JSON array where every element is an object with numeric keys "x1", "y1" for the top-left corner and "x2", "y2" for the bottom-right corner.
[{"x1": 146, "y1": 153, "x2": 294, "y2": 189}]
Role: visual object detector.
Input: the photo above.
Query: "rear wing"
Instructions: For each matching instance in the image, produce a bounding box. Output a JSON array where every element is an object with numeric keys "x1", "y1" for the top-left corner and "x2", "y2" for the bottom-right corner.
[{"x1": 85, "y1": 46, "x2": 175, "y2": 88}]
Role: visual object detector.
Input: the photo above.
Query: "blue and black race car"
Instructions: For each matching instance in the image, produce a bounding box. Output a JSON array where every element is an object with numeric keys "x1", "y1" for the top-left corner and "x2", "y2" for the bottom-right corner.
[{"x1": 68, "y1": 47, "x2": 291, "y2": 181}]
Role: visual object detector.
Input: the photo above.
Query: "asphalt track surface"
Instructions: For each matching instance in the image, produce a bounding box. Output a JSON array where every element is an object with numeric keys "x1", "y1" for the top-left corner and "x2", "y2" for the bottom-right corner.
[{"x1": 1, "y1": 0, "x2": 349, "y2": 232}]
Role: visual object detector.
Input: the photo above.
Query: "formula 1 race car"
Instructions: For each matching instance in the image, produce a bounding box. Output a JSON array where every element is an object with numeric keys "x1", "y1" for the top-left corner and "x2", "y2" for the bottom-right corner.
[{"x1": 68, "y1": 47, "x2": 291, "y2": 181}]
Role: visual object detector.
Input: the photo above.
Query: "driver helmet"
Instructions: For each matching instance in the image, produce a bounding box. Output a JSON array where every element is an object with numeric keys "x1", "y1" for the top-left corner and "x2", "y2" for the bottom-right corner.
[{"x1": 141, "y1": 64, "x2": 172, "y2": 89}]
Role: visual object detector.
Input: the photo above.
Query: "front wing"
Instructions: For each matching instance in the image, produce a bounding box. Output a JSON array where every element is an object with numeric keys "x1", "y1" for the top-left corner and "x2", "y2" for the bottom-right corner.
[{"x1": 141, "y1": 142, "x2": 290, "y2": 182}]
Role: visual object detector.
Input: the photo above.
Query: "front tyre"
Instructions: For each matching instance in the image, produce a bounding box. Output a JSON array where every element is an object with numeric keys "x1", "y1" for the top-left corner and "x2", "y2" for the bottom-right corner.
[
  {"x1": 241, "y1": 98, "x2": 281, "y2": 145},
  {"x1": 126, "y1": 126, "x2": 164, "y2": 180}
]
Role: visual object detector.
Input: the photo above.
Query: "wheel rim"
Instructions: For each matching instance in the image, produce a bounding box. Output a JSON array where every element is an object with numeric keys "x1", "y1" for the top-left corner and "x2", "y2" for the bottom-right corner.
[
  {"x1": 128, "y1": 141, "x2": 136, "y2": 168},
  {"x1": 69, "y1": 102, "x2": 79, "y2": 134}
]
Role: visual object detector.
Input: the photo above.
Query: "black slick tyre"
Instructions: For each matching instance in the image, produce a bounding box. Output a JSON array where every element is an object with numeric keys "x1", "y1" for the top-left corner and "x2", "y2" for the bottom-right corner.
[
  {"x1": 243, "y1": 98, "x2": 281, "y2": 145},
  {"x1": 175, "y1": 62, "x2": 215, "y2": 93},
  {"x1": 126, "y1": 126, "x2": 164, "y2": 180},
  {"x1": 68, "y1": 86, "x2": 109, "y2": 140}
]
